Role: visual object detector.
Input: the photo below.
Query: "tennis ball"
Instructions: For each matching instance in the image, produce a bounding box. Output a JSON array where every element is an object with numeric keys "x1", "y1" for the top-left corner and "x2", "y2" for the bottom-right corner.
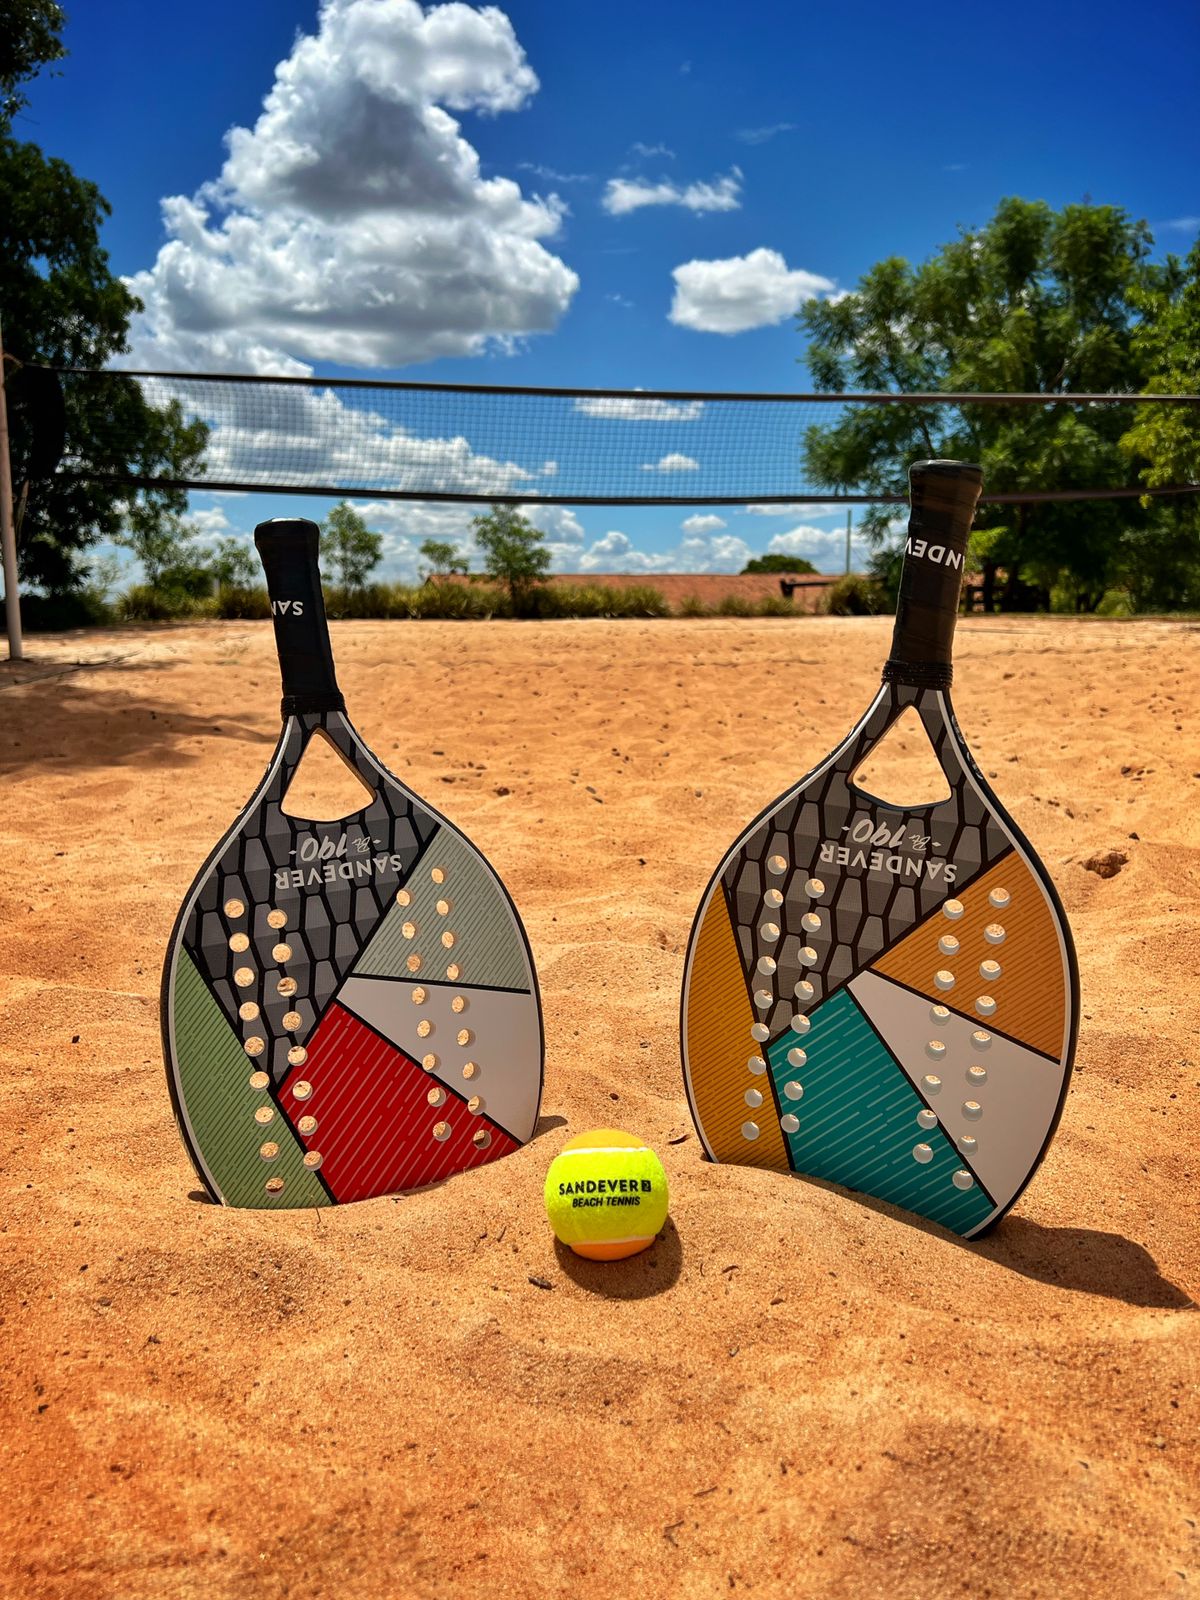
[{"x1": 544, "y1": 1129, "x2": 669, "y2": 1261}]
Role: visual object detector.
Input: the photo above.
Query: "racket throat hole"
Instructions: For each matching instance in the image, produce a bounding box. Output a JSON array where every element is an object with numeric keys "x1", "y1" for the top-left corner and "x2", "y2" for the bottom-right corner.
[
  {"x1": 850, "y1": 706, "x2": 952, "y2": 809},
  {"x1": 280, "y1": 727, "x2": 375, "y2": 821}
]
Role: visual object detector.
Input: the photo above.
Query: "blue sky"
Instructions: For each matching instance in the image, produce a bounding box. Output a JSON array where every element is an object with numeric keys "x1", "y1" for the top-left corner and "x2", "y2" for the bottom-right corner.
[{"x1": 20, "y1": 0, "x2": 1200, "y2": 578}]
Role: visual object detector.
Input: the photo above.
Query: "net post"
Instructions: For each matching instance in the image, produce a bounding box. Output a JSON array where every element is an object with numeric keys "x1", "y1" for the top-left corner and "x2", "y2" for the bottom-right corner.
[{"x1": 0, "y1": 320, "x2": 23, "y2": 661}]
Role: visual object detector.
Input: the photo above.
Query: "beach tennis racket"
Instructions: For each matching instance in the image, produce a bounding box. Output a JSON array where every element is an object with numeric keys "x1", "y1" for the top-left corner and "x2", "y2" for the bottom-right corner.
[
  {"x1": 681, "y1": 460, "x2": 1078, "y2": 1237},
  {"x1": 162, "y1": 517, "x2": 543, "y2": 1208}
]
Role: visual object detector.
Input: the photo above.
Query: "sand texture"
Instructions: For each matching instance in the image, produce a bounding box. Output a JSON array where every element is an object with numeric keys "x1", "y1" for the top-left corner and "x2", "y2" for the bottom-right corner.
[{"x1": 1, "y1": 615, "x2": 1197, "y2": 1599}]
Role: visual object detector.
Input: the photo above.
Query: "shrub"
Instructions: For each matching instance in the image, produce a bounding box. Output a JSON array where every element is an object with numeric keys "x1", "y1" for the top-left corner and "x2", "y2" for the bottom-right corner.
[
  {"x1": 21, "y1": 586, "x2": 116, "y2": 630},
  {"x1": 538, "y1": 583, "x2": 669, "y2": 618},
  {"x1": 213, "y1": 584, "x2": 270, "y2": 620},
  {"x1": 755, "y1": 595, "x2": 799, "y2": 617},
  {"x1": 677, "y1": 594, "x2": 710, "y2": 617},
  {"x1": 822, "y1": 575, "x2": 888, "y2": 616},
  {"x1": 716, "y1": 593, "x2": 756, "y2": 617},
  {"x1": 408, "y1": 581, "x2": 507, "y2": 619},
  {"x1": 118, "y1": 584, "x2": 216, "y2": 622}
]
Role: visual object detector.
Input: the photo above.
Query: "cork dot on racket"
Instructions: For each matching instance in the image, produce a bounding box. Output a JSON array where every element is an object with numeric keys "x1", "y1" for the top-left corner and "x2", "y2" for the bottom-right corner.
[
  {"x1": 544, "y1": 1130, "x2": 669, "y2": 1263},
  {"x1": 223, "y1": 898, "x2": 246, "y2": 919}
]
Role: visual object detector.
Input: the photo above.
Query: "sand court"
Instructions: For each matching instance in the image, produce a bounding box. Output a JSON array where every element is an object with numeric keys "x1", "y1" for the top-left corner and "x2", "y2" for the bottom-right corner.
[{"x1": 1, "y1": 614, "x2": 1197, "y2": 1598}]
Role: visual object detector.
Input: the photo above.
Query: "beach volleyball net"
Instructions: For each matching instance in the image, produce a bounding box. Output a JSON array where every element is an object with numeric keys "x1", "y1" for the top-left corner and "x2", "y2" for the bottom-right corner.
[{"x1": 27, "y1": 367, "x2": 1200, "y2": 507}]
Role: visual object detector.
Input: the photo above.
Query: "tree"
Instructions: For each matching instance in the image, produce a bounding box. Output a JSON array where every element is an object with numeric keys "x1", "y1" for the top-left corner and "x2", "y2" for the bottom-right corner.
[
  {"x1": 796, "y1": 198, "x2": 1185, "y2": 610},
  {"x1": 419, "y1": 537, "x2": 470, "y2": 579},
  {"x1": 115, "y1": 512, "x2": 212, "y2": 599},
  {"x1": 1121, "y1": 240, "x2": 1200, "y2": 489},
  {"x1": 741, "y1": 553, "x2": 817, "y2": 575},
  {"x1": 208, "y1": 535, "x2": 257, "y2": 590},
  {"x1": 320, "y1": 502, "x2": 383, "y2": 588},
  {"x1": 471, "y1": 505, "x2": 550, "y2": 616},
  {"x1": 1, "y1": 6, "x2": 208, "y2": 596},
  {"x1": 1, "y1": 0, "x2": 66, "y2": 125}
]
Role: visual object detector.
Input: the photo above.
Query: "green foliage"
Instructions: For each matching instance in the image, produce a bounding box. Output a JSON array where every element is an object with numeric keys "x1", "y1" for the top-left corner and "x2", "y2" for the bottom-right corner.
[
  {"x1": 418, "y1": 537, "x2": 470, "y2": 578},
  {"x1": 320, "y1": 502, "x2": 383, "y2": 588},
  {"x1": 797, "y1": 196, "x2": 1200, "y2": 609},
  {"x1": 115, "y1": 512, "x2": 214, "y2": 599},
  {"x1": 21, "y1": 584, "x2": 114, "y2": 631},
  {"x1": 822, "y1": 575, "x2": 888, "y2": 616},
  {"x1": 471, "y1": 505, "x2": 551, "y2": 616},
  {"x1": 1121, "y1": 240, "x2": 1200, "y2": 489},
  {"x1": 755, "y1": 594, "x2": 800, "y2": 617},
  {"x1": 117, "y1": 584, "x2": 215, "y2": 622},
  {"x1": 1, "y1": 2, "x2": 209, "y2": 593},
  {"x1": 0, "y1": 0, "x2": 66, "y2": 127},
  {"x1": 740, "y1": 553, "x2": 817, "y2": 574},
  {"x1": 208, "y1": 536, "x2": 256, "y2": 589}
]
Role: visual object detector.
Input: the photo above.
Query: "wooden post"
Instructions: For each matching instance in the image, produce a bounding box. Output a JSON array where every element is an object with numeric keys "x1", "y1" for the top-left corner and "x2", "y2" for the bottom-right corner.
[{"x1": 0, "y1": 318, "x2": 23, "y2": 660}]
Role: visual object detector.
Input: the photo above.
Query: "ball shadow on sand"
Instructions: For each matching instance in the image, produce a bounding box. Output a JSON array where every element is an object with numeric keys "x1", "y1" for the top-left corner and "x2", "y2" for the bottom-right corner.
[{"x1": 552, "y1": 1216, "x2": 684, "y2": 1300}]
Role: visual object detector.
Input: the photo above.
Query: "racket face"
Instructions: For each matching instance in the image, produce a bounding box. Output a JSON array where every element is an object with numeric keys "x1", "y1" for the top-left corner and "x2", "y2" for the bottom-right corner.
[
  {"x1": 681, "y1": 681, "x2": 1078, "y2": 1237},
  {"x1": 163, "y1": 711, "x2": 543, "y2": 1208}
]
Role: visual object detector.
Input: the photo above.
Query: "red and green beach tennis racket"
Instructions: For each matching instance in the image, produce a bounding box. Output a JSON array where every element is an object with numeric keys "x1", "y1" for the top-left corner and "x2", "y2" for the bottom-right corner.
[
  {"x1": 681, "y1": 460, "x2": 1078, "y2": 1237},
  {"x1": 162, "y1": 518, "x2": 543, "y2": 1207}
]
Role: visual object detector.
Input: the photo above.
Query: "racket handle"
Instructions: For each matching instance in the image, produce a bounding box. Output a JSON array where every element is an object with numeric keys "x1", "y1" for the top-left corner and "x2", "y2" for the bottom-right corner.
[
  {"x1": 882, "y1": 460, "x2": 983, "y2": 689},
  {"x1": 254, "y1": 518, "x2": 346, "y2": 717}
]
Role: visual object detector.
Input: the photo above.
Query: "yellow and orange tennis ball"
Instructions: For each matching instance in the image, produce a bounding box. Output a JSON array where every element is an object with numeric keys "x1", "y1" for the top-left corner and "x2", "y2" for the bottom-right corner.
[{"x1": 544, "y1": 1128, "x2": 669, "y2": 1260}]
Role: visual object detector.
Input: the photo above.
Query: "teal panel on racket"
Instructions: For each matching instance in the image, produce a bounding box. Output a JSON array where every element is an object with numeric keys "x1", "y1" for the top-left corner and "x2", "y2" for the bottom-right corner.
[
  {"x1": 766, "y1": 988, "x2": 995, "y2": 1235},
  {"x1": 354, "y1": 827, "x2": 532, "y2": 992},
  {"x1": 171, "y1": 950, "x2": 328, "y2": 1209}
]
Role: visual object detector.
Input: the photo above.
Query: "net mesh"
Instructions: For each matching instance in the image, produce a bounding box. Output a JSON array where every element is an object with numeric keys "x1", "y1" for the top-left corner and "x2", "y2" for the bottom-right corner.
[{"x1": 46, "y1": 367, "x2": 1200, "y2": 506}]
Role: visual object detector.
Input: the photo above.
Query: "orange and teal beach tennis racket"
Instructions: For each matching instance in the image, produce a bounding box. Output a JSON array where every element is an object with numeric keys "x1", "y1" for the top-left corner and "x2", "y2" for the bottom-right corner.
[
  {"x1": 162, "y1": 518, "x2": 543, "y2": 1207},
  {"x1": 681, "y1": 461, "x2": 1077, "y2": 1237}
]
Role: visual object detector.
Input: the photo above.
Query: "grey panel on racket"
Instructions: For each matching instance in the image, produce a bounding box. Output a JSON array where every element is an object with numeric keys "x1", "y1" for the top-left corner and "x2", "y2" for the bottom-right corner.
[
  {"x1": 354, "y1": 827, "x2": 532, "y2": 992},
  {"x1": 337, "y1": 974, "x2": 541, "y2": 1143},
  {"x1": 847, "y1": 969, "x2": 1066, "y2": 1212}
]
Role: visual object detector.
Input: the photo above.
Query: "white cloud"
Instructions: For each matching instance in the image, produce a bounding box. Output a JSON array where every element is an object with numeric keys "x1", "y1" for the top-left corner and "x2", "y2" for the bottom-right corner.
[
  {"x1": 743, "y1": 502, "x2": 841, "y2": 518},
  {"x1": 1160, "y1": 215, "x2": 1200, "y2": 233},
  {"x1": 563, "y1": 525, "x2": 752, "y2": 575},
  {"x1": 681, "y1": 513, "x2": 726, "y2": 534},
  {"x1": 602, "y1": 169, "x2": 742, "y2": 217},
  {"x1": 735, "y1": 123, "x2": 796, "y2": 146},
  {"x1": 630, "y1": 142, "x2": 675, "y2": 160},
  {"x1": 187, "y1": 505, "x2": 232, "y2": 537},
  {"x1": 767, "y1": 522, "x2": 871, "y2": 571},
  {"x1": 574, "y1": 393, "x2": 704, "y2": 421},
  {"x1": 641, "y1": 452, "x2": 699, "y2": 473},
  {"x1": 153, "y1": 380, "x2": 536, "y2": 496},
  {"x1": 670, "y1": 247, "x2": 835, "y2": 333},
  {"x1": 125, "y1": 0, "x2": 579, "y2": 373}
]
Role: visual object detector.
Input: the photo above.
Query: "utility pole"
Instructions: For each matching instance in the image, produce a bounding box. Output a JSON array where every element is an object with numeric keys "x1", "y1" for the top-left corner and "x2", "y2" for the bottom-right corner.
[
  {"x1": 0, "y1": 319, "x2": 22, "y2": 660},
  {"x1": 844, "y1": 508, "x2": 852, "y2": 576}
]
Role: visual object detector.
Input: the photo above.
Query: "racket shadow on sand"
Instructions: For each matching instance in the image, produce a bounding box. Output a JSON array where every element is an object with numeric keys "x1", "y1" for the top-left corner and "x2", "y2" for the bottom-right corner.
[
  {"x1": 681, "y1": 461, "x2": 1079, "y2": 1239},
  {"x1": 162, "y1": 518, "x2": 544, "y2": 1208}
]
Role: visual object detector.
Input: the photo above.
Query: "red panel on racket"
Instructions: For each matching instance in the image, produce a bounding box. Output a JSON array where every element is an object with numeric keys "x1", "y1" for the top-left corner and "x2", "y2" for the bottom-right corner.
[{"x1": 162, "y1": 518, "x2": 543, "y2": 1208}]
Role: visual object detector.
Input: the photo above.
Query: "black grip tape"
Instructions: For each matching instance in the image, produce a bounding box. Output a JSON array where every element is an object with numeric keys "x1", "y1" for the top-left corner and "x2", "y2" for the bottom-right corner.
[
  {"x1": 254, "y1": 518, "x2": 345, "y2": 717},
  {"x1": 883, "y1": 460, "x2": 983, "y2": 689}
]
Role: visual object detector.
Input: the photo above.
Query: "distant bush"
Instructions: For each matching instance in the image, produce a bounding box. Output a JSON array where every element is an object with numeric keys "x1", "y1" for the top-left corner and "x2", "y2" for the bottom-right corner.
[
  {"x1": 535, "y1": 583, "x2": 669, "y2": 619},
  {"x1": 22, "y1": 586, "x2": 115, "y2": 631},
  {"x1": 213, "y1": 584, "x2": 271, "y2": 620},
  {"x1": 822, "y1": 575, "x2": 888, "y2": 616},
  {"x1": 118, "y1": 584, "x2": 216, "y2": 622},
  {"x1": 1095, "y1": 587, "x2": 1136, "y2": 617},
  {"x1": 715, "y1": 593, "x2": 756, "y2": 617},
  {"x1": 755, "y1": 594, "x2": 799, "y2": 617},
  {"x1": 678, "y1": 594, "x2": 709, "y2": 617}
]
